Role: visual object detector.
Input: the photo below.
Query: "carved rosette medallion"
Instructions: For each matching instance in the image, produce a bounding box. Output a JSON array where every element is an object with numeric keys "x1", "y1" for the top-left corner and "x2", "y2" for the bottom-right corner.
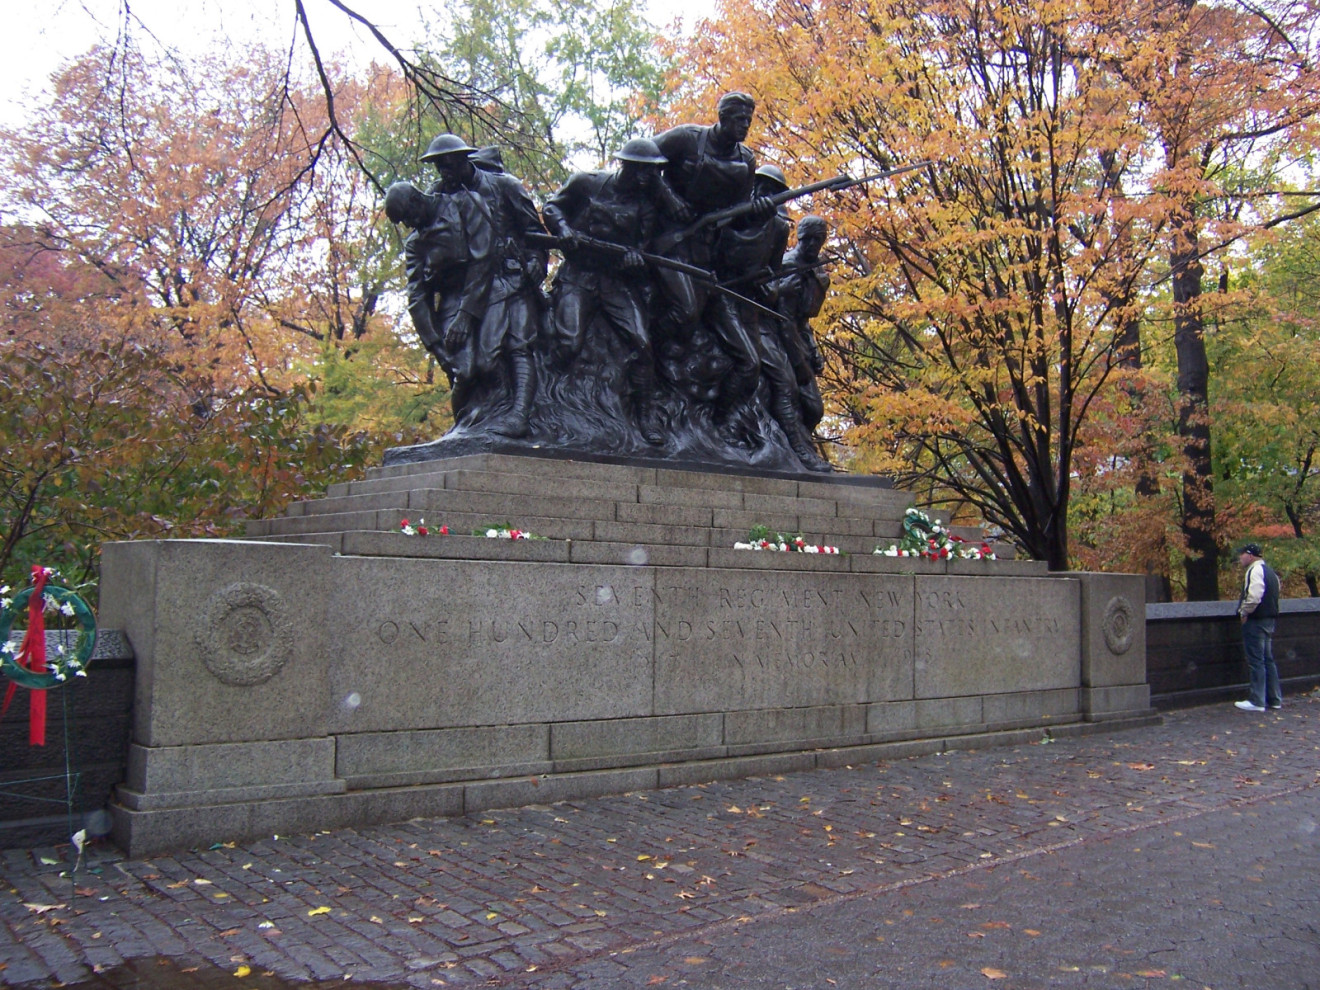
[
  {"x1": 1101, "y1": 595, "x2": 1135, "y2": 655},
  {"x1": 196, "y1": 583, "x2": 294, "y2": 686}
]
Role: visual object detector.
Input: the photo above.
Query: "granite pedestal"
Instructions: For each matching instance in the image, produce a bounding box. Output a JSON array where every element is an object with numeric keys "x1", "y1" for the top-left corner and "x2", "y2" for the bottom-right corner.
[{"x1": 99, "y1": 454, "x2": 1153, "y2": 855}]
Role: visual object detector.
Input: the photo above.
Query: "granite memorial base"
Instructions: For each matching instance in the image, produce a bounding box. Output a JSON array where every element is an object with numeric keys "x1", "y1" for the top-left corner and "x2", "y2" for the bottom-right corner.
[{"x1": 98, "y1": 454, "x2": 1154, "y2": 856}]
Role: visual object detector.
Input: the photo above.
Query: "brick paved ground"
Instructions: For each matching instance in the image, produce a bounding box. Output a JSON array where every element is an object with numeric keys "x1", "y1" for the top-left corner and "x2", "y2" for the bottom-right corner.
[{"x1": 2, "y1": 695, "x2": 1317, "y2": 990}]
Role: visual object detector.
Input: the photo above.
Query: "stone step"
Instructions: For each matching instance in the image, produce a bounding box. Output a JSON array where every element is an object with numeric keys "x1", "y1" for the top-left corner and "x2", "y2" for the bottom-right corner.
[
  {"x1": 247, "y1": 529, "x2": 1041, "y2": 573},
  {"x1": 291, "y1": 488, "x2": 621, "y2": 523},
  {"x1": 332, "y1": 453, "x2": 905, "y2": 510},
  {"x1": 252, "y1": 496, "x2": 907, "y2": 546},
  {"x1": 319, "y1": 467, "x2": 907, "y2": 522}
]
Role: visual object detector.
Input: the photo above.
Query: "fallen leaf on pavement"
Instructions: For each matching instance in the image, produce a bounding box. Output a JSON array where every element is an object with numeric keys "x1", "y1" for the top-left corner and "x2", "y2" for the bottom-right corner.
[
  {"x1": 982, "y1": 967, "x2": 1008, "y2": 979},
  {"x1": 307, "y1": 906, "x2": 332, "y2": 917},
  {"x1": 24, "y1": 903, "x2": 64, "y2": 914}
]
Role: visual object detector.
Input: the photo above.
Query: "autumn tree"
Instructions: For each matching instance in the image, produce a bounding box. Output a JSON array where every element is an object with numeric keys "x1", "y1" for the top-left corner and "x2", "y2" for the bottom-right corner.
[
  {"x1": 419, "y1": 0, "x2": 673, "y2": 190},
  {"x1": 1208, "y1": 204, "x2": 1320, "y2": 595},
  {"x1": 671, "y1": 0, "x2": 1167, "y2": 569},
  {"x1": 0, "y1": 228, "x2": 375, "y2": 593},
  {"x1": 672, "y1": 0, "x2": 1320, "y2": 578},
  {"x1": 0, "y1": 44, "x2": 392, "y2": 588},
  {"x1": 1116, "y1": 0, "x2": 1320, "y2": 598}
]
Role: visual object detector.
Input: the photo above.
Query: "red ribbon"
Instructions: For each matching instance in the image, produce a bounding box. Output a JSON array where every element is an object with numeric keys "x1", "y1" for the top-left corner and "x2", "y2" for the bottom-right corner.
[{"x1": 1, "y1": 565, "x2": 51, "y2": 746}]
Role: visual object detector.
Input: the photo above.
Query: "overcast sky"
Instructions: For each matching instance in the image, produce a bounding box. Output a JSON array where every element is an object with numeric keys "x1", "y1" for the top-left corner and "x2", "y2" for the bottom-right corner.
[{"x1": 2, "y1": 0, "x2": 693, "y2": 127}]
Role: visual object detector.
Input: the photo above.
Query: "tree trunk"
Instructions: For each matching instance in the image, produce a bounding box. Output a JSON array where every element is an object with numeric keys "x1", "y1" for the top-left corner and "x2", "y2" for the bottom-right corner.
[
  {"x1": 1170, "y1": 206, "x2": 1219, "y2": 599},
  {"x1": 1105, "y1": 152, "x2": 1172, "y2": 602}
]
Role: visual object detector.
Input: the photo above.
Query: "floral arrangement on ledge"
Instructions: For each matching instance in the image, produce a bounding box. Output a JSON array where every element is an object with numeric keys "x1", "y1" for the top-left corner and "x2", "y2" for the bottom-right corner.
[
  {"x1": 477, "y1": 524, "x2": 542, "y2": 540},
  {"x1": 397, "y1": 518, "x2": 543, "y2": 540},
  {"x1": 876, "y1": 508, "x2": 996, "y2": 559},
  {"x1": 399, "y1": 517, "x2": 447, "y2": 536},
  {"x1": 734, "y1": 525, "x2": 840, "y2": 554}
]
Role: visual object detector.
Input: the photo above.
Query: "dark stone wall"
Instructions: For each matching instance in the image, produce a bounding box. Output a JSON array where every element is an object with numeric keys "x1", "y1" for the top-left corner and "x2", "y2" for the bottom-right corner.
[
  {"x1": 1146, "y1": 599, "x2": 1320, "y2": 708},
  {"x1": 1, "y1": 632, "x2": 133, "y2": 849}
]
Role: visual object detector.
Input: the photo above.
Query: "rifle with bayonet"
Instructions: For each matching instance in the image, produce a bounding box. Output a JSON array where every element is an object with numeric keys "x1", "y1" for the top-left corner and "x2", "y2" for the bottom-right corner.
[
  {"x1": 657, "y1": 159, "x2": 932, "y2": 254},
  {"x1": 526, "y1": 231, "x2": 787, "y2": 323},
  {"x1": 720, "y1": 260, "x2": 829, "y2": 291}
]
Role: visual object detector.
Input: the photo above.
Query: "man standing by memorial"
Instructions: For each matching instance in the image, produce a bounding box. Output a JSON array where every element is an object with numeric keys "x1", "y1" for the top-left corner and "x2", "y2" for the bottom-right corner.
[
  {"x1": 1234, "y1": 542, "x2": 1283, "y2": 712},
  {"x1": 420, "y1": 135, "x2": 546, "y2": 438},
  {"x1": 541, "y1": 138, "x2": 674, "y2": 445}
]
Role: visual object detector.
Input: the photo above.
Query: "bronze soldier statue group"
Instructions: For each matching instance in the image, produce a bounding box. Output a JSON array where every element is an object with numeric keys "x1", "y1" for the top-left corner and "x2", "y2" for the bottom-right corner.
[{"x1": 384, "y1": 92, "x2": 842, "y2": 474}]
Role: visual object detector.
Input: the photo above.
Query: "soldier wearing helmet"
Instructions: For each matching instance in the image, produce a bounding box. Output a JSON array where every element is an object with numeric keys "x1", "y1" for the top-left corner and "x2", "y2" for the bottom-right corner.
[
  {"x1": 772, "y1": 215, "x2": 831, "y2": 437},
  {"x1": 470, "y1": 145, "x2": 506, "y2": 174},
  {"x1": 651, "y1": 94, "x2": 779, "y2": 442},
  {"x1": 387, "y1": 139, "x2": 495, "y2": 424},
  {"x1": 417, "y1": 134, "x2": 548, "y2": 438},
  {"x1": 708, "y1": 163, "x2": 830, "y2": 471},
  {"x1": 541, "y1": 137, "x2": 680, "y2": 446}
]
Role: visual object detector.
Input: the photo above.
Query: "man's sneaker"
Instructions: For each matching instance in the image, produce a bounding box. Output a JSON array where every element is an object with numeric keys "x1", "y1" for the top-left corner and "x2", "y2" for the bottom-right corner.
[
  {"x1": 1268, "y1": 704, "x2": 1282, "y2": 710},
  {"x1": 1235, "y1": 700, "x2": 1266, "y2": 712}
]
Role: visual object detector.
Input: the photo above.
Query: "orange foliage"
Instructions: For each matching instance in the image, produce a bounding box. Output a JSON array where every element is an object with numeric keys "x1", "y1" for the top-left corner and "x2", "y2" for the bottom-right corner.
[{"x1": 663, "y1": 0, "x2": 1320, "y2": 574}]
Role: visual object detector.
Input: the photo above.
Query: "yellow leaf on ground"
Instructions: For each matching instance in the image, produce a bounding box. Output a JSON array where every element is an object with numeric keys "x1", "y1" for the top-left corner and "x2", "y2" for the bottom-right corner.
[
  {"x1": 307, "y1": 906, "x2": 332, "y2": 917},
  {"x1": 234, "y1": 965, "x2": 251, "y2": 977}
]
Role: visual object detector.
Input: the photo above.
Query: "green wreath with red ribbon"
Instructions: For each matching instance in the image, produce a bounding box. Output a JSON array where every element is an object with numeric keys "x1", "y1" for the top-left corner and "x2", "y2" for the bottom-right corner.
[{"x1": 1, "y1": 566, "x2": 97, "y2": 746}]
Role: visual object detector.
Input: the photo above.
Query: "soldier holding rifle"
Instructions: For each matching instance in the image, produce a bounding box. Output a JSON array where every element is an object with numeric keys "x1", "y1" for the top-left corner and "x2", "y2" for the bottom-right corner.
[
  {"x1": 772, "y1": 215, "x2": 831, "y2": 435},
  {"x1": 418, "y1": 134, "x2": 546, "y2": 438},
  {"x1": 541, "y1": 138, "x2": 681, "y2": 445}
]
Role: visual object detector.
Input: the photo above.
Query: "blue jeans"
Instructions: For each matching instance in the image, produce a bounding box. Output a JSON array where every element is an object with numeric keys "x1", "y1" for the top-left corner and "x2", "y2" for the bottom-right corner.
[{"x1": 1242, "y1": 617, "x2": 1282, "y2": 708}]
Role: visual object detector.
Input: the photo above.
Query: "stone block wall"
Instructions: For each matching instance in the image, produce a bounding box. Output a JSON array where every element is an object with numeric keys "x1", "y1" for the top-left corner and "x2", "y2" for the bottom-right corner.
[
  {"x1": 0, "y1": 632, "x2": 134, "y2": 848},
  {"x1": 90, "y1": 454, "x2": 1153, "y2": 856},
  {"x1": 1146, "y1": 599, "x2": 1320, "y2": 707}
]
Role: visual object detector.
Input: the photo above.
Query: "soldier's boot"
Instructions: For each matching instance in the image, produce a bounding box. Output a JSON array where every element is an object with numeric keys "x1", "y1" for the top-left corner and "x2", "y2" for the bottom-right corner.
[
  {"x1": 451, "y1": 377, "x2": 475, "y2": 425},
  {"x1": 493, "y1": 352, "x2": 536, "y2": 439},
  {"x1": 629, "y1": 365, "x2": 665, "y2": 446},
  {"x1": 775, "y1": 393, "x2": 832, "y2": 473},
  {"x1": 792, "y1": 433, "x2": 833, "y2": 473}
]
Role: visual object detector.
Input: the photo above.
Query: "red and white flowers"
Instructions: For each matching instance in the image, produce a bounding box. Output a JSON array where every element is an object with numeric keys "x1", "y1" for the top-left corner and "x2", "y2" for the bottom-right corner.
[
  {"x1": 877, "y1": 508, "x2": 997, "y2": 559},
  {"x1": 734, "y1": 527, "x2": 840, "y2": 554},
  {"x1": 399, "y1": 518, "x2": 449, "y2": 536},
  {"x1": 483, "y1": 527, "x2": 534, "y2": 540}
]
